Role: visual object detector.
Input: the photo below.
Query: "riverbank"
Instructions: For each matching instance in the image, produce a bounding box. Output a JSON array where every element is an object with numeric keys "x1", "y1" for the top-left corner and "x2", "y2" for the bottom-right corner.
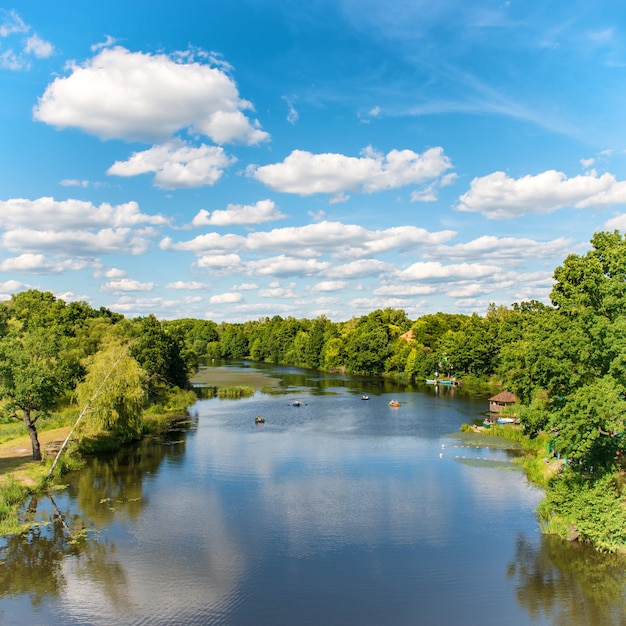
[{"x1": 0, "y1": 388, "x2": 198, "y2": 536}]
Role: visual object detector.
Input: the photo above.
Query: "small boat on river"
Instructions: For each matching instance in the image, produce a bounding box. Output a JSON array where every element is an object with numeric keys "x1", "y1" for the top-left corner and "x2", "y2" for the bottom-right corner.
[
  {"x1": 426, "y1": 378, "x2": 461, "y2": 386},
  {"x1": 388, "y1": 400, "x2": 400, "y2": 407},
  {"x1": 293, "y1": 400, "x2": 302, "y2": 407},
  {"x1": 361, "y1": 394, "x2": 370, "y2": 400},
  {"x1": 255, "y1": 416, "x2": 265, "y2": 424}
]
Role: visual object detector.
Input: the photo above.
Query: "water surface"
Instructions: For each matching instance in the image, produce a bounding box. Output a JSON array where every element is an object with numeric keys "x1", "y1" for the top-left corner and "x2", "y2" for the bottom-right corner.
[{"x1": 1, "y1": 364, "x2": 625, "y2": 625}]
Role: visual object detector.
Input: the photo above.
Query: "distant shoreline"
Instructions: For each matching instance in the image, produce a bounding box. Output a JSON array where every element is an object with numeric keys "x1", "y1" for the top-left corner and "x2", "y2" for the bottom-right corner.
[{"x1": 190, "y1": 366, "x2": 282, "y2": 389}]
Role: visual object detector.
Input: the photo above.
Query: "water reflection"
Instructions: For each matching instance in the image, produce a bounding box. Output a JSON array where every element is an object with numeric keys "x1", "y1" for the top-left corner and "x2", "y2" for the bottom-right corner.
[
  {"x1": 509, "y1": 534, "x2": 626, "y2": 626},
  {"x1": 1, "y1": 365, "x2": 625, "y2": 625},
  {"x1": 0, "y1": 417, "x2": 195, "y2": 618},
  {"x1": 0, "y1": 493, "x2": 128, "y2": 611}
]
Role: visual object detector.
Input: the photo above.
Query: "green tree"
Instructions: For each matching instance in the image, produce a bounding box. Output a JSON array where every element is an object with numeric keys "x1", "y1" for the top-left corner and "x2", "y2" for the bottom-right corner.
[
  {"x1": 0, "y1": 329, "x2": 71, "y2": 460},
  {"x1": 75, "y1": 342, "x2": 146, "y2": 442}
]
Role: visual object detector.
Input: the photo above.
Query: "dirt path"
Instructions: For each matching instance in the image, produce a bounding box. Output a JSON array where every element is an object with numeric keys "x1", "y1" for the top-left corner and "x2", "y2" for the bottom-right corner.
[{"x1": 0, "y1": 427, "x2": 71, "y2": 479}]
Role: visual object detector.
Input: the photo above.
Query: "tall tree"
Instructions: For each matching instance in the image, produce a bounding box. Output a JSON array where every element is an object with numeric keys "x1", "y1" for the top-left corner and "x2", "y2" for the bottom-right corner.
[{"x1": 0, "y1": 329, "x2": 70, "y2": 460}]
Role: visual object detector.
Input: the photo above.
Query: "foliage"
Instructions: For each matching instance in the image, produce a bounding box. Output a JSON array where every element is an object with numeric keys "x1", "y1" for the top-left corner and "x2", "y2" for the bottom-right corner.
[
  {"x1": 539, "y1": 470, "x2": 626, "y2": 553},
  {"x1": 127, "y1": 314, "x2": 190, "y2": 397},
  {"x1": 0, "y1": 329, "x2": 73, "y2": 460},
  {"x1": 75, "y1": 342, "x2": 146, "y2": 443}
]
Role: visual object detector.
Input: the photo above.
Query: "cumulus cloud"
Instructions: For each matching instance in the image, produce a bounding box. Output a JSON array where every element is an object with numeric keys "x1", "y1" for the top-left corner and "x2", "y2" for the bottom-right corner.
[
  {"x1": 246, "y1": 256, "x2": 330, "y2": 277},
  {"x1": 245, "y1": 221, "x2": 455, "y2": 259},
  {"x1": 312, "y1": 281, "x2": 346, "y2": 292},
  {"x1": 0, "y1": 197, "x2": 168, "y2": 229},
  {"x1": 166, "y1": 281, "x2": 208, "y2": 290},
  {"x1": 0, "y1": 253, "x2": 63, "y2": 274},
  {"x1": 33, "y1": 46, "x2": 269, "y2": 144},
  {"x1": 398, "y1": 261, "x2": 502, "y2": 282},
  {"x1": 0, "y1": 197, "x2": 166, "y2": 261},
  {"x1": 2, "y1": 228, "x2": 154, "y2": 256},
  {"x1": 424, "y1": 235, "x2": 572, "y2": 263},
  {"x1": 195, "y1": 253, "x2": 243, "y2": 271},
  {"x1": 160, "y1": 232, "x2": 245, "y2": 253},
  {"x1": 107, "y1": 140, "x2": 236, "y2": 188},
  {"x1": 249, "y1": 146, "x2": 452, "y2": 196},
  {"x1": 258, "y1": 287, "x2": 297, "y2": 298},
  {"x1": 457, "y1": 170, "x2": 626, "y2": 219},
  {"x1": 100, "y1": 279, "x2": 155, "y2": 292},
  {"x1": 0, "y1": 279, "x2": 30, "y2": 293},
  {"x1": 331, "y1": 259, "x2": 392, "y2": 279},
  {"x1": 209, "y1": 292, "x2": 243, "y2": 304},
  {"x1": 192, "y1": 200, "x2": 285, "y2": 226}
]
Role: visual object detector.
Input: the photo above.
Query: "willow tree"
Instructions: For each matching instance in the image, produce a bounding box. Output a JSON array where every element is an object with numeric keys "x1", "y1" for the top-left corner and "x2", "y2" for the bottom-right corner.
[{"x1": 75, "y1": 341, "x2": 147, "y2": 443}]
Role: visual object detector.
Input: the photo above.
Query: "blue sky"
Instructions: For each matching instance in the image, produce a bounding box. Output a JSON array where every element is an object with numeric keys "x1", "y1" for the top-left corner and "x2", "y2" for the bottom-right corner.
[{"x1": 2, "y1": 1, "x2": 626, "y2": 322}]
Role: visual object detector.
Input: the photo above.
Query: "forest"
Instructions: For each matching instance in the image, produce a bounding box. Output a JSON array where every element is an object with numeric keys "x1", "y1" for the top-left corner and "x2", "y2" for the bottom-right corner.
[{"x1": 1, "y1": 230, "x2": 625, "y2": 552}]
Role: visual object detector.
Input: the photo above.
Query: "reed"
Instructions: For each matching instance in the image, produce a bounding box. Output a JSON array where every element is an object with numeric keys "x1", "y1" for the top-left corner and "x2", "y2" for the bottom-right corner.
[{"x1": 217, "y1": 385, "x2": 255, "y2": 399}]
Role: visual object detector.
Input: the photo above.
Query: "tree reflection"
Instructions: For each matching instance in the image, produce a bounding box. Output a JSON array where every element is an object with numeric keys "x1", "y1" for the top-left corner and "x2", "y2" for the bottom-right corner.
[
  {"x1": 68, "y1": 426, "x2": 191, "y2": 524},
  {"x1": 0, "y1": 418, "x2": 194, "y2": 611},
  {"x1": 508, "y1": 533, "x2": 626, "y2": 625},
  {"x1": 0, "y1": 493, "x2": 129, "y2": 610}
]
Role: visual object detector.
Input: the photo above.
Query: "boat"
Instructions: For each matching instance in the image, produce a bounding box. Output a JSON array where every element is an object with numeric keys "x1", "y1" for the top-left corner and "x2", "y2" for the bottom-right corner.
[
  {"x1": 293, "y1": 400, "x2": 302, "y2": 407},
  {"x1": 388, "y1": 400, "x2": 400, "y2": 407},
  {"x1": 496, "y1": 417, "x2": 515, "y2": 424},
  {"x1": 255, "y1": 416, "x2": 265, "y2": 424},
  {"x1": 361, "y1": 395, "x2": 370, "y2": 400},
  {"x1": 426, "y1": 378, "x2": 461, "y2": 386}
]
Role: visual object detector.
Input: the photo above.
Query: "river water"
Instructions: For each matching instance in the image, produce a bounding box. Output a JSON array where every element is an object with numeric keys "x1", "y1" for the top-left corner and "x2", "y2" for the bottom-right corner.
[{"x1": 1, "y1": 363, "x2": 625, "y2": 625}]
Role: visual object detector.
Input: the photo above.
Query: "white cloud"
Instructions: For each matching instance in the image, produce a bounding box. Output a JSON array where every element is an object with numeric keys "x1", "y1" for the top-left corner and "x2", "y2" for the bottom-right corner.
[
  {"x1": 246, "y1": 256, "x2": 329, "y2": 277},
  {"x1": 245, "y1": 221, "x2": 455, "y2": 259},
  {"x1": 374, "y1": 284, "x2": 438, "y2": 296},
  {"x1": 0, "y1": 253, "x2": 63, "y2": 274},
  {"x1": 399, "y1": 261, "x2": 502, "y2": 282},
  {"x1": 0, "y1": 197, "x2": 168, "y2": 229},
  {"x1": 249, "y1": 146, "x2": 452, "y2": 195},
  {"x1": 0, "y1": 10, "x2": 53, "y2": 70},
  {"x1": 2, "y1": 228, "x2": 153, "y2": 256},
  {"x1": 331, "y1": 259, "x2": 392, "y2": 279},
  {"x1": 192, "y1": 199, "x2": 285, "y2": 226},
  {"x1": 100, "y1": 279, "x2": 155, "y2": 292},
  {"x1": 0, "y1": 279, "x2": 29, "y2": 292},
  {"x1": 93, "y1": 266, "x2": 127, "y2": 279},
  {"x1": 312, "y1": 281, "x2": 346, "y2": 292},
  {"x1": 160, "y1": 233, "x2": 245, "y2": 253},
  {"x1": 107, "y1": 140, "x2": 236, "y2": 188},
  {"x1": 91, "y1": 35, "x2": 116, "y2": 53},
  {"x1": 258, "y1": 287, "x2": 297, "y2": 298},
  {"x1": 283, "y1": 96, "x2": 299, "y2": 124},
  {"x1": 195, "y1": 253, "x2": 243, "y2": 270},
  {"x1": 209, "y1": 292, "x2": 243, "y2": 304},
  {"x1": 605, "y1": 214, "x2": 626, "y2": 231},
  {"x1": 457, "y1": 170, "x2": 626, "y2": 219},
  {"x1": 34, "y1": 46, "x2": 269, "y2": 144},
  {"x1": 0, "y1": 10, "x2": 28, "y2": 37},
  {"x1": 166, "y1": 281, "x2": 207, "y2": 290},
  {"x1": 24, "y1": 34, "x2": 53, "y2": 58},
  {"x1": 425, "y1": 235, "x2": 572, "y2": 263}
]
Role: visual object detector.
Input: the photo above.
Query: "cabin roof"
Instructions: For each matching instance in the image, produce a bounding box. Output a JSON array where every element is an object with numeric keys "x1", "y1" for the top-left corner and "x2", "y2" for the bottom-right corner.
[{"x1": 489, "y1": 391, "x2": 518, "y2": 403}]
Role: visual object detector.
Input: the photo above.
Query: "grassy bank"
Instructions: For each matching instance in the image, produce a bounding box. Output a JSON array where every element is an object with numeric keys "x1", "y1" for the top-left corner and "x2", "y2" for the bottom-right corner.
[{"x1": 0, "y1": 388, "x2": 198, "y2": 536}]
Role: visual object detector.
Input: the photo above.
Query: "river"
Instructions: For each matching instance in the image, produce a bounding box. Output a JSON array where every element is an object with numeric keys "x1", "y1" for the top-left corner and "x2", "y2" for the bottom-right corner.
[{"x1": 1, "y1": 363, "x2": 625, "y2": 625}]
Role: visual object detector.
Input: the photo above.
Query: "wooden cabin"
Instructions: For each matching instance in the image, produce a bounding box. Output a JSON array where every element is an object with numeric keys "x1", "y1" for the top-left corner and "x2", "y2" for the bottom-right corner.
[{"x1": 488, "y1": 391, "x2": 518, "y2": 414}]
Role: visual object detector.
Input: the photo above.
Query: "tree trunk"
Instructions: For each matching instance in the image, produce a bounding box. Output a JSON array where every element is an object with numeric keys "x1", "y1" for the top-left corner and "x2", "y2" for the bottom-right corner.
[{"x1": 23, "y1": 408, "x2": 42, "y2": 461}]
